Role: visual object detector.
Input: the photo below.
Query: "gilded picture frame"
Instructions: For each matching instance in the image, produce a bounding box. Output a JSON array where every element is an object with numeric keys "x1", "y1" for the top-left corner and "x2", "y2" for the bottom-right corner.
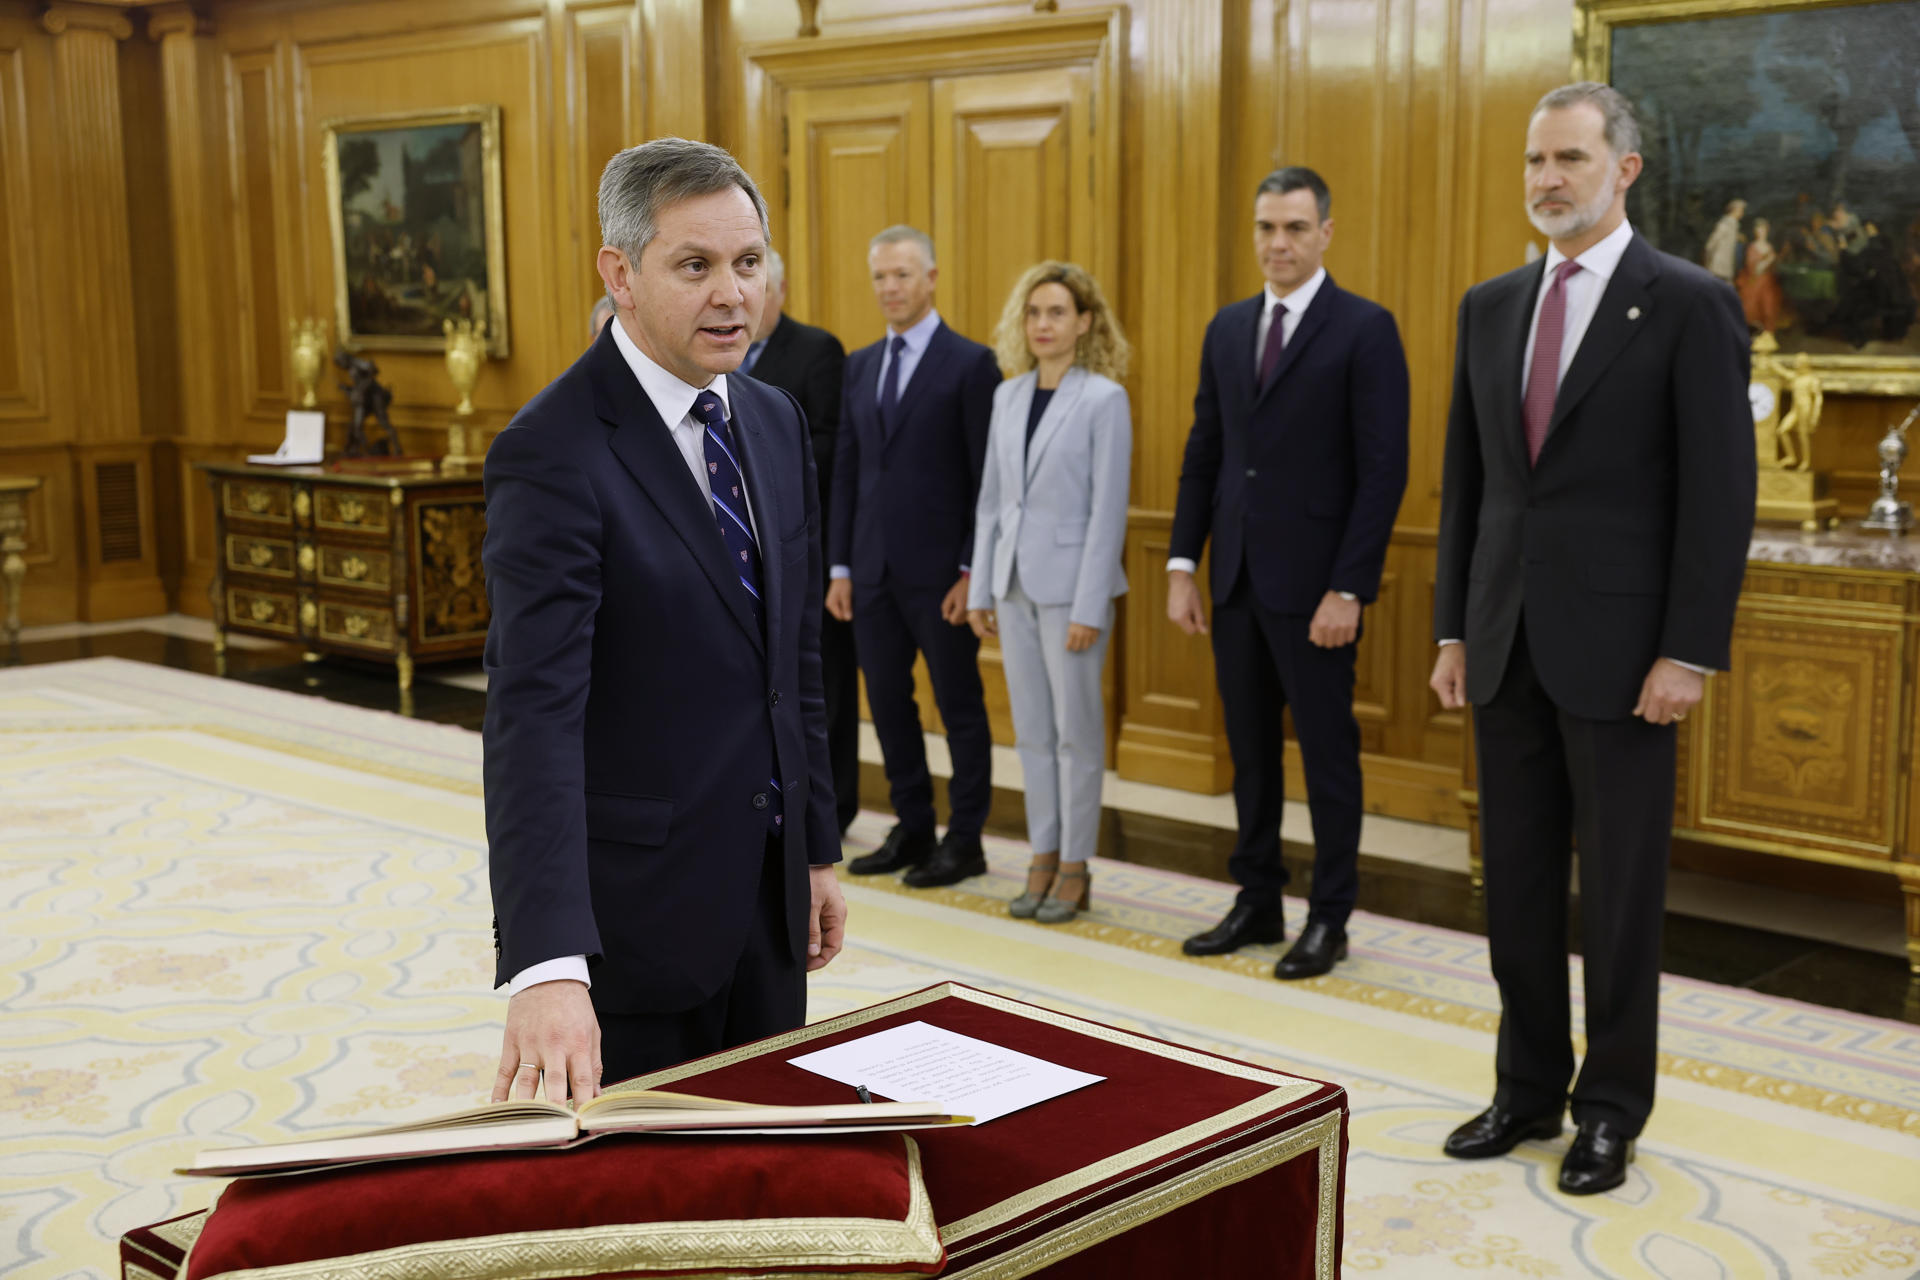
[
  {"x1": 1576, "y1": 0, "x2": 1920, "y2": 394},
  {"x1": 321, "y1": 105, "x2": 509, "y2": 357}
]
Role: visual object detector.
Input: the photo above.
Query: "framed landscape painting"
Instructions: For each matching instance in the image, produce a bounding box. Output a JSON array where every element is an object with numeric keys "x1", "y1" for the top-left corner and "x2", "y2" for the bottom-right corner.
[
  {"x1": 1578, "y1": 0, "x2": 1920, "y2": 393},
  {"x1": 322, "y1": 105, "x2": 509, "y2": 356}
]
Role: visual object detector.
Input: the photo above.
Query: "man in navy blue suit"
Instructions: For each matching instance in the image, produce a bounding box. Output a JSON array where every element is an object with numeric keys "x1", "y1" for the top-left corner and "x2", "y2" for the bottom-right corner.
[
  {"x1": 825, "y1": 226, "x2": 1000, "y2": 889},
  {"x1": 1167, "y1": 167, "x2": 1410, "y2": 979},
  {"x1": 482, "y1": 139, "x2": 845, "y2": 1102}
]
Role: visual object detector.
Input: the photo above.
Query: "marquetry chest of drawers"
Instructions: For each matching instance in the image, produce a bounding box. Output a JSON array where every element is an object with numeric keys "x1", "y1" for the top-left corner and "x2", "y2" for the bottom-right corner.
[{"x1": 195, "y1": 462, "x2": 488, "y2": 694}]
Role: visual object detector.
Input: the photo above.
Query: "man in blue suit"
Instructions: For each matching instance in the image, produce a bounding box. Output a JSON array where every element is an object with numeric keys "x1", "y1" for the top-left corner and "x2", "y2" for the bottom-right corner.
[
  {"x1": 482, "y1": 139, "x2": 845, "y2": 1102},
  {"x1": 826, "y1": 226, "x2": 1001, "y2": 889},
  {"x1": 1167, "y1": 167, "x2": 1410, "y2": 979}
]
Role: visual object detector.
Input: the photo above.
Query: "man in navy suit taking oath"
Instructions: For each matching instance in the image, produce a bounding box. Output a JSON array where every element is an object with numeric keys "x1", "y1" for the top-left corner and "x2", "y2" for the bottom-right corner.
[
  {"x1": 1167, "y1": 166, "x2": 1410, "y2": 981},
  {"x1": 482, "y1": 138, "x2": 846, "y2": 1103},
  {"x1": 826, "y1": 226, "x2": 1001, "y2": 889}
]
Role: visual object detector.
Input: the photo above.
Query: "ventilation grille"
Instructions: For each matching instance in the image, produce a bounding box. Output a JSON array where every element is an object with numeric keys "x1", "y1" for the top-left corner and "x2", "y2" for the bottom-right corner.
[{"x1": 95, "y1": 462, "x2": 142, "y2": 563}]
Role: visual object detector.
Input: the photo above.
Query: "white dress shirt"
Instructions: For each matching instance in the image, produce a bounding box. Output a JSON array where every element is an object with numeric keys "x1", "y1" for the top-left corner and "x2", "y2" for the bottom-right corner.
[
  {"x1": 830, "y1": 307, "x2": 945, "y2": 581},
  {"x1": 1439, "y1": 220, "x2": 1707, "y2": 674},
  {"x1": 508, "y1": 320, "x2": 761, "y2": 997},
  {"x1": 1166, "y1": 269, "x2": 1327, "y2": 577}
]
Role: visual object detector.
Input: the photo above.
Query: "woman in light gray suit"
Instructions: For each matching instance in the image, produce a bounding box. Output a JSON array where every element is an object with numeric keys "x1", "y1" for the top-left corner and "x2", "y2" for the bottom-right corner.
[{"x1": 967, "y1": 262, "x2": 1131, "y2": 923}]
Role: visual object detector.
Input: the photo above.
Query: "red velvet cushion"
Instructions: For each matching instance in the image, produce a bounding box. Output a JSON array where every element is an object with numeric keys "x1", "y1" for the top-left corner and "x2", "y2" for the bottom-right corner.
[{"x1": 180, "y1": 1132, "x2": 941, "y2": 1280}]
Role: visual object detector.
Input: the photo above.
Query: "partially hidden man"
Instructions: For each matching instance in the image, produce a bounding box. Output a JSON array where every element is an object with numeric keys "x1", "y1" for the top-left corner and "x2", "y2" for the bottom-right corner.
[
  {"x1": 482, "y1": 139, "x2": 846, "y2": 1102},
  {"x1": 1430, "y1": 83, "x2": 1755, "y2": 1195},
  {"x1": 1167, "y1": 166, "x2": 1410, "y2": 981}
]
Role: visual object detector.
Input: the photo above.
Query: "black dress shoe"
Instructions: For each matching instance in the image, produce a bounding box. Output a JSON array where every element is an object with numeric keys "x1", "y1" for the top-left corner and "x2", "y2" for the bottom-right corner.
[
  {"x1": 848, "y1": 823, "x2": 935, "y2": 875},
  {"x1": 1181, "y1": 903, "x2": 1287, "y2": 956},
  {"x1": 1443, "y1": 1105, "x2": 1565, "y2": 1159},
  {"x1": 1274, "y1": 920, "x2": 1348, "y2": 979},
  {"x1": 1558, "y1": 1120, "x2": 1635, "y2": 1195},
  {"x1": 902, "y1": 831, "x2": 986, "y2": 888}
]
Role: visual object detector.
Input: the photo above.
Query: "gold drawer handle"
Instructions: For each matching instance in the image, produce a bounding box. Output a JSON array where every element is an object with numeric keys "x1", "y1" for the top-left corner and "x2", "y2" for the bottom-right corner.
[
  {"x1": 248, "y1": 599, "x2": 276, "y2": 623},
  {"x1": 247, "y1": 544, "x2": 275, "y2": 568},
  {"x1": 341, "y1": 555, "x2": 369, "y2": 581},
  {"x1": 336, "y1": 497, "x2": 366, "y2": 524},
  {"x1": 298, "y1": 543, "x2": 315, "y2": 572},
  {"x1": 243, "y1": 486, "x2": 274, "y2": 514},
  {"x1": 343, "y1": 612, "x2": 372, "y2": 638}
]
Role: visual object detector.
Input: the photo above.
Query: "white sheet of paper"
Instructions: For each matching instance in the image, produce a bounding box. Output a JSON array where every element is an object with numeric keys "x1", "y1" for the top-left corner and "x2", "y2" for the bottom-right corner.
[
  {"x1": 248, "y1": 410, "x2": 326, "y2": 465},
  {"x1": 787, "y1": 1021, "x2": 1104, "y2": 1126}
]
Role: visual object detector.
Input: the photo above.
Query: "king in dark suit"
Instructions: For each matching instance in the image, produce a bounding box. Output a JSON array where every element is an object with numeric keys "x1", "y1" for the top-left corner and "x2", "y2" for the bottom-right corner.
[
  {"x1": 1430, "y1": 84, "x2": 1755, "y2": 1195},
  {"x1": 482, "y1": 139, "x2": 845, "y2": 1103},
  {"x1": 1168, "y1": 167, "x2": 1410, "y2": 981},
  {"x1": 826, "y1": 226, "x2": 1001, "y2": 889},
  {"x1": 741, "y1": 250, "x2": 858, "y2": 834}
]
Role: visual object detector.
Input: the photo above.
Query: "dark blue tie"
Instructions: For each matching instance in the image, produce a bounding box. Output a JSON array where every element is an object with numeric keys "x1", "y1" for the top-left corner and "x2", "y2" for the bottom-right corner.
[
  {"x1": 690, "y1": 391, "x2": 782, "y2": 832},
  {"x1": 879, "y1": 334, "x2": 907, "y2": 433}
]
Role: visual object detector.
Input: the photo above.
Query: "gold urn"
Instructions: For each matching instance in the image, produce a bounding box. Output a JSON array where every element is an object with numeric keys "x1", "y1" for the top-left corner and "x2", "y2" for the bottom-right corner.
[
  {"x1": 289, "y1": 318, "x2": 328, "y2": 409},
  {"x1": 443, "y1": 318, "x2": 487, "y2": 467}
]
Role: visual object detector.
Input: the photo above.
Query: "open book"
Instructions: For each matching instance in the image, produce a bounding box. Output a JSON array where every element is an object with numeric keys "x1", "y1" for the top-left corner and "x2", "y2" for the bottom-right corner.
[{"x1": 183, "y1": 1089, "x2": 969, "y2": 1177}]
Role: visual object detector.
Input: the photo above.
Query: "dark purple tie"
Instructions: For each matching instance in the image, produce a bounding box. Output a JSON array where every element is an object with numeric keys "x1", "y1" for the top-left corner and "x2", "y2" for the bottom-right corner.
[
  {"x1": 879, "y1": 334, "x2": 907, "y2": 433},
  {"x1": 1524, "y1": 260, "x2": 1582, "y2": 467},
  {"x1": 689, "y1": 391, "x2": 781, "y2": 832},
  {"x1": 1257, "y1": 302, "x2": 1288, "y2": 389}
]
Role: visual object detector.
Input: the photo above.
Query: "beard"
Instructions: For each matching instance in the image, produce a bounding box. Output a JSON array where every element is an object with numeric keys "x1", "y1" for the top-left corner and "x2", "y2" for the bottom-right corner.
[{"x1": 1526, "y1": 172, "x2": 1617, "y2": 241}]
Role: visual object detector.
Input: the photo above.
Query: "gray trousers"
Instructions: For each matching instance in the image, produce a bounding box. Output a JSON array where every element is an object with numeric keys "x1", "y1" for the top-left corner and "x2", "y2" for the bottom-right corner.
[{"x1": 996, "y1": 575, "x2": 1112, "y2": 864}]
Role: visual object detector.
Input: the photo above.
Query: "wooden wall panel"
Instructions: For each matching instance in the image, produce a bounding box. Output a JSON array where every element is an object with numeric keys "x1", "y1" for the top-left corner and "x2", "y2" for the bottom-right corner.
[
  {"x1": 567, "y1": 2, "x2": 641, "y2": 346},
  {"x1": 0, "y1": 37, "x2": 42, "y2": 422},
  {"x1": 229, "y1": 54, "x2": 287, "y2": 415}
]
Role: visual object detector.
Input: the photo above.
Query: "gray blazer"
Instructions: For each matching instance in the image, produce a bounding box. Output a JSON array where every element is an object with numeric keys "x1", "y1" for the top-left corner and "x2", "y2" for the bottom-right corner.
[{"x1": 968, "y1": 365, "x2": 1131, "y2": 628}]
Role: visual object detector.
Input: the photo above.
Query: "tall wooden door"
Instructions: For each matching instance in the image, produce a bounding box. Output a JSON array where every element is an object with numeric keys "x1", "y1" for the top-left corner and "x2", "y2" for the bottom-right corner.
[{"x1": 756, "y1": 20, "x2": 1122, "y2": 762}]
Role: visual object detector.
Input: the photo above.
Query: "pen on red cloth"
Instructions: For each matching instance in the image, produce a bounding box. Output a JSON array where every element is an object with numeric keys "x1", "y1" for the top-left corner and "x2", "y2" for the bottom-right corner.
[{"x1": 855, "y1": 1085, "x2": 873, "y2": 1104}]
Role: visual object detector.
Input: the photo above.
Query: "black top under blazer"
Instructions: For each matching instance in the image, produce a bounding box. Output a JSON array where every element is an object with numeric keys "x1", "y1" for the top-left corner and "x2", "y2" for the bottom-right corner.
[
  {"x1": 481, "y1": 324, "x2": 839, "y2": 1015},
  {"x1": 829, "y1": 321, "x2": 1000, "y2": 589},
  {"x1": 1169, "y1": 275, "x2": 1411, "y2": 613},
  {"x1": 1432, "y1": 233, "x2": 1757, "y2": 721}
]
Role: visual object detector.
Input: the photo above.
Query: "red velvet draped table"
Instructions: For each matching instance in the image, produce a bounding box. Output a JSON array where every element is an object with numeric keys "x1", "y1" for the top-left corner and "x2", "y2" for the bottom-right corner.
[{"x1": 121, "y1": 982, "x2": 1348, "y2": 1280}]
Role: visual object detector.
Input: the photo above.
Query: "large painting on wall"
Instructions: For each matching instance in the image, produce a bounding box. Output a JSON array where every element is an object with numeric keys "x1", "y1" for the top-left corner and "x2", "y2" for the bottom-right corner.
[
  {"x1": 1578, "y1": 0, "x2": 1920, "y2": 392},
  {"x1": 322, "y1": 106, "x2": 509, "y2": 356}
]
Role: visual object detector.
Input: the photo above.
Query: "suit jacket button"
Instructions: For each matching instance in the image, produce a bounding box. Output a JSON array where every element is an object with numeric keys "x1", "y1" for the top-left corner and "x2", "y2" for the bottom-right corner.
[
  {"x1": 769, "y1": 689, "x2": 780, "y2": 707},
  {"x1": 1246, "y1": 467, "x2": 1258, "y2": 478},
  {"x1": 753, "y1": 792, "x2": 770, "y2": 810}
]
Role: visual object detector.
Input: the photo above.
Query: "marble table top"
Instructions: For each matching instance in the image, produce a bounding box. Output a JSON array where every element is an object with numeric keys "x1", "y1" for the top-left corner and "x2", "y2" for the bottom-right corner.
[{"x1": 1749, "y1": 525, "x2": 1920, "y2": 573}]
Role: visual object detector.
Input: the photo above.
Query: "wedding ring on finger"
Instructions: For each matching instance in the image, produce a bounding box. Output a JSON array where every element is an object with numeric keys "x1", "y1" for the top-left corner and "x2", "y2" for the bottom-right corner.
[
  {"x1": 1672, "y1": 713, "x2": 1687, "y2": 723},
  {"x1": 517, "y1": 1062, "x2": 542, "y2": 1074}
]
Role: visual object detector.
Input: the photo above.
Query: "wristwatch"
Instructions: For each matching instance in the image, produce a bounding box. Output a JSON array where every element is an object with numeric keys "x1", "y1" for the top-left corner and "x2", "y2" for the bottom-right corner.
[{"x1": 1336, "y1": 591, "x2": 1358, "y2": 602}]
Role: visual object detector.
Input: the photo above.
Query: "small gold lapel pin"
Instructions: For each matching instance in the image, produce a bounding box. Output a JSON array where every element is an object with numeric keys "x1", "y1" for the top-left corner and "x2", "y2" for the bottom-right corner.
[{"x1": 1627, "y1": 306, "x2": 1642, "y2": 320}]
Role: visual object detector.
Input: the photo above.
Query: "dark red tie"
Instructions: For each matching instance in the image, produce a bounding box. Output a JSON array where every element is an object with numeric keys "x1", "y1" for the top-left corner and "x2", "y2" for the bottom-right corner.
[
  {"x1": 1524, "y1": 260, "x2": 1582, "y2": 467},
  {"x1": 1257, "y1": 301, "x2": 1288, "y2": 389}
]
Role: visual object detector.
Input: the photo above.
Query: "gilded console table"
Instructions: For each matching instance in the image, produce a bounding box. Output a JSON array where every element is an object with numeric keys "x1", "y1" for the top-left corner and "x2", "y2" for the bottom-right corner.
[
  {"x1": 195, "y1": 462, "x2": 488, "y2": 697},
  {"x1": 1461, "y1": 530, "x2": 1920, "y2": 975},
  {"x1": 0, "y1": 475, "x2": 42, "y2": 649}
]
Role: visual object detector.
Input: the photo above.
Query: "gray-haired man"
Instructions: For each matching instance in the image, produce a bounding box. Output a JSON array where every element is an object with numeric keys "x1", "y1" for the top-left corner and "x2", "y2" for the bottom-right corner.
[{"x1": 483, "y1": 137, "x2": 846, "y2": 1100}]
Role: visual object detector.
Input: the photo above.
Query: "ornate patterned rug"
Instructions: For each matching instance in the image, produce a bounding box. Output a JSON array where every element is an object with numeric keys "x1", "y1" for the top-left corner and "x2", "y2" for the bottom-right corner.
[{"x1": 2, "y1": 658, "x2": 1915, "y2": 1280}]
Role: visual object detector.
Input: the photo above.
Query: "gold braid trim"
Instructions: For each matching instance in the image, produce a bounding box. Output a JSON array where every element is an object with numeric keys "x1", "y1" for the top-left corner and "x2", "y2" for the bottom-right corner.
[
  {"x1": 180, "y1": 1138, "x2": 939, "y2": 1280},
  {"x1": 149, "y1": 1211, "x2": 208, "y2": 1254}
]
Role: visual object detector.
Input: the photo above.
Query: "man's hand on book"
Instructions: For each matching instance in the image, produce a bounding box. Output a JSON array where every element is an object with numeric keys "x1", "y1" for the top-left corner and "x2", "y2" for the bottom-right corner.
[
  {"x1": 494, "y1": 979, "x2": 600, "y2": 1105},
  {"x1": 808, "y1": 865, "x2": 847, "y2": 972}
]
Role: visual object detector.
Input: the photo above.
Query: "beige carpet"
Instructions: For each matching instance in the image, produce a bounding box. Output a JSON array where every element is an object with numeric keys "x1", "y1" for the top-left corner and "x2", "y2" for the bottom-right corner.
[{"x1": 1, "y1": 658, "x2": 1916, "y2": 1279}]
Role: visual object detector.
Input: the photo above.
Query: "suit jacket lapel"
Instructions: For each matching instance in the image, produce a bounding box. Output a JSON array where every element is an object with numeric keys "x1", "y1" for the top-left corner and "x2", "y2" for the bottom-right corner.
[
  {"x1": 1002, "y1": 372, "x2": 1035, "y2": 482},
  {"x1": 1498, "y1": 259, "x2": 1546, "y2": 474},
  {"x1": 1253, "y1": 278, "x2": 1335, "y2": 408},
  {"x1": 884, "y1": 323, "x2": 945, "y2": 446},
  {"x1": 592, "y1": 349, "x2": 765, "y2": 654},
  {"x1": 1025, "y1": 366, "x2": 1086, "y2": 484},
  {"x1": 1545, "y1": 236, "x2": 1659, "y2": 440}
]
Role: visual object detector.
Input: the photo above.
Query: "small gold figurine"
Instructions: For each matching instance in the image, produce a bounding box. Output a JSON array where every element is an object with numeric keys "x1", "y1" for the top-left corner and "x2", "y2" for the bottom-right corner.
[
  {"x1": 1776, "y1": 353, "x2": 1822, "y2": 472},
  {"x1": 289, "y1": 318, "x2": 328, "y2": 409}
]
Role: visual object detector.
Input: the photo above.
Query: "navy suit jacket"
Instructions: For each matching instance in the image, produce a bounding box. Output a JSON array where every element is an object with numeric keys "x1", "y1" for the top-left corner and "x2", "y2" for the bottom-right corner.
[
  {"x1": 829, "y1": 321, "x2": 1000, "y2": 588},
  {"x1": 1433, "y1": 235, "x2": 1755, "y2": 719},
  {"x1": 1169, "y1": 277, "x2": 1410, "y2": 612},
  {"x1": 481, "y1": 323, "x2": 839, "y2": 1015}
]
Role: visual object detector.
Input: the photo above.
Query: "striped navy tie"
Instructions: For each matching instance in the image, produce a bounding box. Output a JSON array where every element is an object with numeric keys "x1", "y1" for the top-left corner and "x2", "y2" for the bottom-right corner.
[{"x1": 690, "y1": 390, "x2": 782, "y2": 831}]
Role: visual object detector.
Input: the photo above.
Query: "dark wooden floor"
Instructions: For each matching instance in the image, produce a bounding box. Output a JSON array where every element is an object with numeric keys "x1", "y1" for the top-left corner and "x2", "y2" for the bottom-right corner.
[{"x1": 15, "y1": 627, "x2": 1918, "y2": 1025}]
